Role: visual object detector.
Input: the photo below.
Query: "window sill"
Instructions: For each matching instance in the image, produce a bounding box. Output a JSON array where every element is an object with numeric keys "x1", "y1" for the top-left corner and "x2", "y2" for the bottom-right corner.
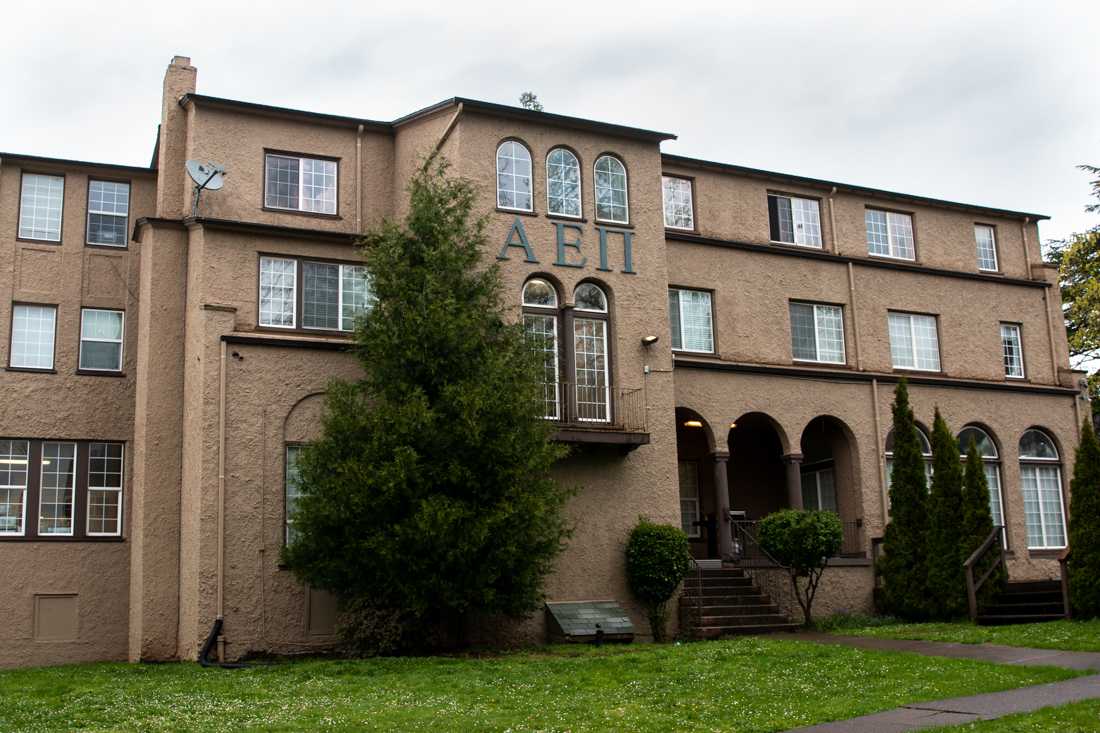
[
  {"x1": 261, "y1": 206, "x2": 342, "y2": 221},
  {"x1": 770, "y1": 240, "x2": 825, "y2": 251},
  {"x1": 891, "y1": 367, "x2": 944, "y2": 376},
  {"x1": 546, "y1": 213, "x2": 587, "y2": 224},
  {"x1": 498, "y1": 207, "x2": 538, "y2": 217},
  {"x1": 76, "y1": 369, "x2": 127, "y2": 378},
  {"x1": 868, "y1": 252, "x2": 919, "y2": 264},
  {"x1": 792, "y1": 358, "x2": 850, "y2": 369},
  {"x1": 0, "y1": 536, "x2": 125, "y2": 543},
  {"x1": 672, "y1": 349, "x2": 718, "y2": 358},
  {"x1": 1028, "y1": 548, "x2": 1066, "y2": 559},
  {"x1": 666, "y1": 226, "x2": 698, "y2": 235},
  {"x1": 85, "y1": 242, "x2": 130, "y2": 251},
  {"x1": 15, "y1": 236, "x2": 62, "y2": 245},
  {"x1": 254, "y1": 326, "x2": 355, "y2": 339},
  {"x1": 5, "y1": 366, "x2": 57, "y2": 374},
  {"x1": 595, "y1": 219, "x2": 633, "y2": 230}
]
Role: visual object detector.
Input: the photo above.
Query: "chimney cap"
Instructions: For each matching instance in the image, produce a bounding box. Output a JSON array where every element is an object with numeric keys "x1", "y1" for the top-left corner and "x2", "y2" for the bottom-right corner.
[{"x1": 171, "y1": 55, "x2": 193, "y2": 67}]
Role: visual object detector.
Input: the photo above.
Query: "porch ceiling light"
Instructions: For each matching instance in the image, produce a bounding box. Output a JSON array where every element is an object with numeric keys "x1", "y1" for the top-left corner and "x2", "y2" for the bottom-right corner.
[{"x1": 683, "y1": 420, "x2": 704, "y2": 428}]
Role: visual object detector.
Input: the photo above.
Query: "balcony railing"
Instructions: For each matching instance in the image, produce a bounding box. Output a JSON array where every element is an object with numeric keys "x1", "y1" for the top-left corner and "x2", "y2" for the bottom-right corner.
[
  {"x1": 544, "y1": 381, "x2": 649, "y2": 449},
  {"x1": 731, "y1": 518, "x2": 865, "y2": 562}
]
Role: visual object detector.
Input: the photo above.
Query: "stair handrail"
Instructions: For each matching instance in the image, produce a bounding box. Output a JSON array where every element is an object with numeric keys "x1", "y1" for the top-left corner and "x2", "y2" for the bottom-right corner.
[
  {"x1": 730, "y1": 520, "x2": 792, "y2": 622},
  {"x1": 1058, "y1": 547, "x2": 1072, "y2": 620},
  {"x1": 964, "y1": 525, "x2": 1006, "y2": 622}
]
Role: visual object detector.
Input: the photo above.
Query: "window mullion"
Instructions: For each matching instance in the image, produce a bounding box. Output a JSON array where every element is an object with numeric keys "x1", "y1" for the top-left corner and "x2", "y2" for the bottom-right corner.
[
  {"x1": 298, "y1": 158, "x2": 306, "y2": 210},
  {"x1": 811, "y1": 305, "x2": 821, "y2": 360}
]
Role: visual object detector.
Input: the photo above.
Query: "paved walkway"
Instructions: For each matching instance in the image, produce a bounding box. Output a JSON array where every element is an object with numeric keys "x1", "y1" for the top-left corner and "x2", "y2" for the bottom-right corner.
[{"x1": 784, "y1": 633, "x2": 1100, "y2": 732}]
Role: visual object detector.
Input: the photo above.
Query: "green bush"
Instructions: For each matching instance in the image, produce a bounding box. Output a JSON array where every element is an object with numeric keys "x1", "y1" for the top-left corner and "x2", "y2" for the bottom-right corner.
[
  {"x1": 1069, "y1": 420, "x2": 1100, "y2": 618},
  {"x1": 926, "y1": 409, "x2": 967, "y2": 619},
  {"x1": 758, "y1": 509, "x2": 842, "y2": 626},
  {"x1": 813, "y1": 612, "x2": 902, "y2": 632},
  {"x1": 625, "y1": 519, "x2": 695, "y2": 642}
]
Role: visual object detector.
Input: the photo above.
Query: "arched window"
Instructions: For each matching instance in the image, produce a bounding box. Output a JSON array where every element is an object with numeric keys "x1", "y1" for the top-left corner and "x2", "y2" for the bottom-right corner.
[
  {"x1": 957, "y1": 426, "x2": 1006, "y2": 537},
  {"x1": 884, "y1": 426, "x2": 933, "y2": 492},
  {"x1": 1018, "y1": 429, "x2": 1066, "y2": 549},
  {"x1": 496, "y1": 141, "x2": 533, "y2": 212},
  {"x1": 593, "y1": 155, "x2": 628, "y2": 224},
  {"x1": 573, "y1": 283, "x2": 611, "y2": 423},
  {"x1": 546, "y1": 148, "x2": 581, "y2": 218},
  {"x1": 522, "y1": 279, "x2": 560, "y2": 419}
]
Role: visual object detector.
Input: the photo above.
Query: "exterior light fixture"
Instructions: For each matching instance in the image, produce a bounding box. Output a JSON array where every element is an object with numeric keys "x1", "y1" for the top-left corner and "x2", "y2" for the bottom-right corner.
[
  {"x1": 729, "y1": 422, "x2": 737, "y2": 429},
  {"x1": 683, "y1": 420, "x2": 704, "y2": 428},
  {"x1": 641, "y1": 335, "x2": 659, "y2": 346}
]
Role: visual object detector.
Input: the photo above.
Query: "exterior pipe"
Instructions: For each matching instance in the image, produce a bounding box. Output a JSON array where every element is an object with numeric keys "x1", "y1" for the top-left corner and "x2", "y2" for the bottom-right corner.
[
  {"x1": 355, "y1": 124, "x2": 364, "y2": 232},
  {"x1": 827, "y1": 185, "x2": 838, "y2": 254},
  {"x1": 216, "y1": 337, "x2": 227, "y2": 661},
  {"x1": 423, "y1": 102, "x2": 464, "y2": 171},
  {"x1": 1020, "y1": 216, "x2": 1034, "y2": 270},
  {"x1": 847, "y1": 262, "x2": 863, "y2": 370},
  {"x1": 871, "y1": 378, "x2": 888, "y2": 524}
]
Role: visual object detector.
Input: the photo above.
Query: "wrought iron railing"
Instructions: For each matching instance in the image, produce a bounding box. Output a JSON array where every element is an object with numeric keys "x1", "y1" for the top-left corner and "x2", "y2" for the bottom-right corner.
[
  {"x1": 964, "y1": 524, "x2": 1007, "y2": 622},
  {"x1": 730, "y1": 520, "x2": 790, "y2": 621},
  {"x1": 542, "y1": 381, "x2": 646, "y2": 433},
  {"x1": 730, "y1": 518, "x2": 865, "y2": 561}
]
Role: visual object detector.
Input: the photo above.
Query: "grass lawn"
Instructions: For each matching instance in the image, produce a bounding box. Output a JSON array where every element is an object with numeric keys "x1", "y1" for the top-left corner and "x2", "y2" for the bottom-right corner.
[
  {"x1": 932, "y1": 699, "x2": 1100, "y2": 731},
  {"x1": 825, "y1": 618, "x2": 1100, "y2": 653},
  {"x1": 0, "y1": 638, "x2": 1083, "y2": 732}
]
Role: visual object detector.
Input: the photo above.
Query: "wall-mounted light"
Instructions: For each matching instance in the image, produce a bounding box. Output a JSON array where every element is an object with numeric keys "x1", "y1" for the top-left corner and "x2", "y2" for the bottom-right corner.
[
  {"x1": 683, "y1": 419, "x2": 704, "y2": 428},
  {"x1": 641, "y1": 335, "x2": 659, "y2": 346},
  {"x1": 729, "y1": 422, "x2": 737, "y2": 429}
]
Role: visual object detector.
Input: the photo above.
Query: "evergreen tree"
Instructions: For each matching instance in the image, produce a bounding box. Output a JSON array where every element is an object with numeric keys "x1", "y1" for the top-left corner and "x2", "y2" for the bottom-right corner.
[
  {"x1": 925, "y1": 409, "x2": 967, "y2": 618},
  {"x1": 282, "y1": 160, "x2": 572, "y2": 651},
  {"x1": 878, "y1": 379, "x2": 931, "y2": 619},
  {"x1": 960, "y1": 438, "x2": 1004, "y2": 604},
  {"x1": 1068, "y1": 419, "x2": 1100, "y2": 618}
]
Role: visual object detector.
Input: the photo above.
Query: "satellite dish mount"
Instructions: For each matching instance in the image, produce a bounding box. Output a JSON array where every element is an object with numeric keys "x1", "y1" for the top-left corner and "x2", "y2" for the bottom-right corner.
[{"x1": 186, "y1": 160, "x2": 226, "y2": 217}]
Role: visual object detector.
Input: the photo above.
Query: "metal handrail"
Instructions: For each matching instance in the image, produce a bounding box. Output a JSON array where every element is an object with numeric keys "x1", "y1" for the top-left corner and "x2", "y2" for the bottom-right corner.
[
  {"x1": 964, "y1": 525, "x2": 1006, "y2": 622},
  {"x1": 1059, "y1": 547, "x2": 1072, "y2": 620},
  {"x1": 730, "y1": 520, "x2": 792, "y2": 622},
  {"x1": 540, "y1": 381, "x2": 646, "y2": 432}
]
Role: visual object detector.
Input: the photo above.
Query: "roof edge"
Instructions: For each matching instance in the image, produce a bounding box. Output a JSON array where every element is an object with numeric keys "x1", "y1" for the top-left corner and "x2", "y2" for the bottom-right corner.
[
  {"x1": 0, "y1": 151, "x2": 155, "y2": 175},
  {"x1": 180, "y1": 93, "x2": 393, "y2": 133}
]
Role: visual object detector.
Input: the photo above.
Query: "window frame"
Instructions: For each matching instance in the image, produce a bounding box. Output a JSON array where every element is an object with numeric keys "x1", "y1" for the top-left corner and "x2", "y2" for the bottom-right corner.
[
  {"x1": 768, "y1": 192, "x2": 823, "y2": 248},
  {"x1": 0, "y1": 439, "x2": 31, "y2": 537},
  {"x1": 662, "y1": 175, "x2": 696, "y2": 231},
  {"x1": 545, "y1": 147, "x2": 582, "y2": 219},
  {"x1": 257, "y1": 254, "x2": 371, "y2": 334},
  {"x1": 887, "y1": 311, "x2": 942, "y2": 372},
  {"x1": 678, "y1": 459, "x2": 702, "y2": 538},
  {"x1": 85, "y1": 178, "x2": 131, "y2": 248},
  {"x1": 86, "y1": 442, "x2": 124, "y2": 537},
  {"x1": 974, "y1": 223, "x2": 999, "y2": 272},
  {"x1": 800, "y1": 466, "x2": 838, "y2": 512},
  {"x1": 37, "y1": 441, "x2": 78, "y2": 537},
  {"x1": 865, "y1": 207, "x2": 916, "y2": 261},
  {"x1": 668, "y1": 286, "x2": 715, "y2": 354},
  {"x1": 284, "y1": 443, "x2": 304, "y2": 545},
  {"x1": 522, "y1": 278, "x2": 562, "y2": 420},
  {"x1": 17, "y1": 171, "x2": 65, "y2": 244},
  {"x1": 572, "y1": 283, "x2": 612, "y2": 424},
  {"x1": 496, "y1": 139, "x2": 535, "y2": 213},
  {"x1": 263, "y1": 150, "x2": 340, "y2": 217},
  {"x1": 1000, "y1": 322, "x2": 1025, "y2": 379},
  {"x1": 1018, "y1": 429, "x2": 1067, "y2": 550},
  {"x1": 957, "y1": 425, "x2": 1007, "y2": 545},
  {"x1": 78, "y1": 308, "x2": 125, "y2": 374},
  {"x1": 789, "y1": 301, "x2": 846, "y2": 365},
  {"x1": 8, "y1": 302, "x2": 58, "y2": 372},
  {"x1": 593, "y1": 154, "x2": 629, "y2": 225}
]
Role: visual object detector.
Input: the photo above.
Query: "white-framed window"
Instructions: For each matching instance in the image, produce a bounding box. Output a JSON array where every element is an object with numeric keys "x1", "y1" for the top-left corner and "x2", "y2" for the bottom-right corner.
[
  {"x1": 769, "y1": 194, "x2": 822, "y2": 247},
  {"x1": 38, "y1": 442, "x2": 77, "y2": 536},
  {"x1": 285, "y1": 444, "x2": 304, "y2": 545},
  {"x1": 888, "y1": 312, "x2": 941, "y2": 371},
  {"x1": 866, "y1": 209, "x2": 915, "y2": 260},
  {"x1": 790, "y1": 302, "x2": 845, "y2": 364},
  {"x1": 573, "y1": 283, "x2": 610, "y2": 423},
  {"x1": 885, "y1": 426, "x2": 934, "y2": 494},
  {"x1": 86, "y1": 442, "x2": 124, "y2": 536},
  {"x1": 0, "y1": 439, "x2": 30, "y2": 536},
  {"x1": 522, "y1": 279, "x2": 561, "y2": 420},
  {"x1": 668, "y1": 288, "x2": 713, "y2": 353},
  {"x1": 18, "y1": 173, "x2": 64, "y2": 242},
  {"x1": 258, "y1": 256, "x2": 297, "y2": 328},
  {"x1": 496, "y1": 141, "x2": 533, "y2": 212},
  {"x1": 86, "y1": 180, "x2": 130, "y2": 246},
  {"x1": 801, "y1": 467, "x2": 838, "y2": 512},
  {"x1": 79, "y1": 308, "x2": 124, "y2": 372},
  {"x1": 546, "y1": 148, "x2": 581, "y2": 218},
  {"x1": 678, "y1": 460, "x2": 701, "y2": 538},
  {"x1": 957, "y1": 426, "x2": 1006, "y2": 539},
  {"x1": 662, "y1": 176, "x2": 694, "y2": 230},
  {"x1": 975, "y1": 225, "x2": 998, "y2": 272},
  {"x1": 9, "y1": 304, "x2": 57, "y2": 370},
  {"x1": 594, "y1": 155, "x2": 628, "y2": 224},
  {"x1": 264, "y1": 153, "x2": 338, "y2": 215},
  {"x1": 1019, "y1": 429, "x2": 1066, "y2": 549},
  {"x1": 1001, "y1": 323, "x2": 1024, "y2": 379},
  {"x1": 302, "y1": 262, "x2": 371, "y2": 332}
]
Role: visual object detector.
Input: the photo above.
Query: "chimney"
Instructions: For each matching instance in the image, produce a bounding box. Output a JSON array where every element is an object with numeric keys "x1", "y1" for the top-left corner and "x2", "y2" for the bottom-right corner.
[{"x1": 155, "y1": 56, "x2": 198, "y2": 217}]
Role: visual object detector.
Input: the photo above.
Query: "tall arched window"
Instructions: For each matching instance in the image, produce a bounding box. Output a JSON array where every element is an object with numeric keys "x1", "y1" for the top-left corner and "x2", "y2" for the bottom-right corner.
[
  {"x1": 522, "y1": 279, "x2": 560, "y2": 419},
  {"x1": 497, "y1": 141, "x2": 533, "y2": 212},
  {"x1": 573, "y1": 283, "x2": 610, "y2": 423},
  {"x1": 593, "y1": 155, "x2": 628, "y2": 224},
  {"x1": 957, "y1": 426, "x2": 1005, "y2": 536},
  {"x1": 1018, "y1": 429, "x2": 1066, "y2": 549},
  {"x1": 546, "y1": 148, "x2": 581, "y2": 218},
  {"x1": 884, "y1": 425, "x2": 933, "y2": 492}
]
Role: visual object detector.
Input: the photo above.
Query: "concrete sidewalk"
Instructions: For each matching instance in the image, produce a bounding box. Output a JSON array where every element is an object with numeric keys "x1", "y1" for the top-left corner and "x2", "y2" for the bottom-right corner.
[{"x1": 785, "y1": 633, "x2": 1100, "y2": 732}]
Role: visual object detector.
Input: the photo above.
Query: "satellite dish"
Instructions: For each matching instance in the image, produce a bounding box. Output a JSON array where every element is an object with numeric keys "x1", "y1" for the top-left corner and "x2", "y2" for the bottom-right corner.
[{"x1": 186, "y1": 160, "x2": 227, "y2": 216}]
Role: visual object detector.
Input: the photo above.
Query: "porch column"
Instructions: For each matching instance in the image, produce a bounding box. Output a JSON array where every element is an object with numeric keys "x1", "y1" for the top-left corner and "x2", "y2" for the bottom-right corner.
[
  {"x1": 783, "y1": 452, "x2": 804, "y2": 510},
  {"x1": 711, "y1": 450, "x2": 733, "y2": 560}
]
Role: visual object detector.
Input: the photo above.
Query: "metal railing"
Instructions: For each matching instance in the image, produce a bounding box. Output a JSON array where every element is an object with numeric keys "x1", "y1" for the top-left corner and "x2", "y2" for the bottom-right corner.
[
  {"x1": 964, "y1": 524, "x2": 1007, "y2": 622},
  {"x1": 541, "y1": 381, "x2": 646, "y2": 432},
  {"x1": 730, "y1": 518, "x2": 865, "y2": 561},
  {"x1": 730, "y1": 520, "x2": 790, "y2": 621},
  {"x1": 1059, "y1": 547, "x2": 1072, "y2": 620}
]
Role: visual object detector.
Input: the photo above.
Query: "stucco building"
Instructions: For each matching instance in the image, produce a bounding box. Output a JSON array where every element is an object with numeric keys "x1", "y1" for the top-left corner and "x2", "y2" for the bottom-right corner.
[{"x1": 0, "y1": 56, "x2": 1088, "y2": 667}]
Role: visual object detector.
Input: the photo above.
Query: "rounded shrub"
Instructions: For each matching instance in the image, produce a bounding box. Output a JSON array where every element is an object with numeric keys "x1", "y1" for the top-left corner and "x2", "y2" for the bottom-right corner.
[
  {"x1": 625, "y1": 518, "x2": 695, "y2": 641},
  {"x1": 758, "y1": 509, "x2": 842, "y2": 626}
]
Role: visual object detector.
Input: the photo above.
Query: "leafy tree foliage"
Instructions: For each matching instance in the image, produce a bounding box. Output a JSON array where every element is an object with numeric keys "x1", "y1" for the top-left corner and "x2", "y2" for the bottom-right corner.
[
  {"x1": 519, "y1": 92, "x2": 544, "y2": 111},
  {"x1": 758, "y1": 509, "x2": 843, "y2": 626},
  {"x1": 1068, "y1": 420, "x2": 1100, "y2": 618},
  {"x1": 282, "y1": 161, "x2": 572, "y2": 652},
  {"x1": 625, "y1": 519, "x2": 695, "y2": 642},
  {"x1": 878, "y1": 379, "x2": 930, "y2": 619},
  {"x1": 925, "y1": 410, "x2": 967, "y2": 618},
  {"x1": 961, "y1": 438, "x2": 1004, "y2": 604}
]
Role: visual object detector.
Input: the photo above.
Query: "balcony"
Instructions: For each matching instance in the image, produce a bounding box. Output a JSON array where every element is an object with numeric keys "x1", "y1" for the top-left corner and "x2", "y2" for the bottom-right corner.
[{"x1": 544, "y1": 381, "x2": 650, "y2": 451}]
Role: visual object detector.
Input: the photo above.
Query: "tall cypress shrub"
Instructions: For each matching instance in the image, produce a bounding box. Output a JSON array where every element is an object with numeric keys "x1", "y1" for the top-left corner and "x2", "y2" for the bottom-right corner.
[
  {"x1": 1068, "y1": 419, "x2": 1100, "y2": 618},
  {"x1": 878, "y1": 379, "x2": 930, "y2": 619},
  {"x1": 961, "y1": 439, "x2": 1004, "y2": 603},
  {"x1": 926, "y1": 409, "x2": 967, "y2": 618}
]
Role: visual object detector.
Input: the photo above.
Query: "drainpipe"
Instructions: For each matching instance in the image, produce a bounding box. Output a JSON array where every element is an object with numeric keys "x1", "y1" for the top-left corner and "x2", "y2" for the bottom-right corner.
[
  {"x1": 423, "y1": 102, "x2": 464, "y2": 171},
  {"x1": 827, "y1": 186, "x2": 838, "y2": 254},
  {"x1": 847, "y1": 262, "x2": 863, "y2": 371},
  {"x1": 871, "y1": 378, "x2": 887, "y2": 524},
  {"x1": 1020, "y1": 217, "x2": 1034, "y2": 271},
  {"x1": 216, "y1": 337, "x2": 227, "y2": 661},
  {"x1": 355, "y1": 124, "x2": 364, "y2": 232}
]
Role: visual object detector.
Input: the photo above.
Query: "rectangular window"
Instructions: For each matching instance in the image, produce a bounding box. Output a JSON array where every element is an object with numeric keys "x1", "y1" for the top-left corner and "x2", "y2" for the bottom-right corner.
[
  {"x1": 18, "y1": 173, "x2": 64, "y2": 242},
  {"x1": 975, "y1": 225, "x2": 998, "y2": 272},
  {"x1": 888, "y1": 312, "x2": 941, "y2": 371},
  {"x1": 1021, "y1": 464, "x2": 1066, "y2": 549},
  {"x1": 264, "y1": 154, "x2": 337, "y2": 215},
  {"x1": 302, "y1": 262, "x2": 370, "y2": 331},
  {"x1": 523, "y1": 314, "x2": 560, "y2": 420},
  {"x1": 866, "y1": 209, "x2": 915, "y2": 260},
  {"x1": 10, "y1": 304, "x2": 57, "y2": 370},
  {"x1": 789, "y1": 302, "x2": 845, "y2": 364},
  {"x1": 678, "y1": 461, "x2": 701, "y2": 538},
  {"x1": 86, "y1": 180, "x2": 130, "y2": 246},
  {"x1": 768, "y1": 194, "x2": 822, "y2": 247},
  {"x1": 662, "y1": 176, "x2": 694, "y2": 230},
  {"x1": 668, "y1": 288, "x2": 714, "y2": 353},
  {"x1": 573, "y1": 317, "x2": 609, "y2": 423},
  {"x1": 285, "y1": 445, "x2": 303, "y2": 544},
  {"x1": 258, "y1": 256, "x2": 298, "y2": 328},
  {"x1": 801, "y1": 468, "x2": 837, "y2": 512},
  {"x1": 0, "y1": 440, "x2": 30, "y2": 536},
  {"x1": 86, "y1": 443, "x2": 123, "y2": 536},
  {"x1": 1001, "y1": 323, "x2": 1024, "y2": 378},
  {"x1": 79, "y1": 309, "x2": 124, "y2": 372},
  {"x1": 38, "y1": 442, "x2": 76, "y2": 536}
]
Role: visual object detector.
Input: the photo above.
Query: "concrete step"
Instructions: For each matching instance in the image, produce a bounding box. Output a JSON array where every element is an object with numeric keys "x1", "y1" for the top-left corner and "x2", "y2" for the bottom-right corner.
[
  {"x1": 694, "y1": 623, "x2": 801, "y2": 638},
  {"x1": 699, "y1": 613, "x2": 791, "y2": 626},
  {"x1": 687, "y1": 603, "x2": 780, "y2": 615},
  {"x1": 977, "y1": 613, "x2": 1066, "y2": 626},
  {"x1": 682, "y1": 577, "x2": 755, "y2": 590},
  {"x1": 681, "y1": 584, "x2": 761, "y2": 599},
  {"x1": 692, "y1": 568, "x2": 748, "y2": 578},
  {"x1": 981, "y1": 602, "x2": 1065, "y2": 616}
]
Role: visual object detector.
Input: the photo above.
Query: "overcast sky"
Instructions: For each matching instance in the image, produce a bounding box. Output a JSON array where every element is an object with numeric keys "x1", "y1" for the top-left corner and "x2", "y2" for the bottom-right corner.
[{"x1": 3, "y1": 1, "x2": 1097, "y2": 243}]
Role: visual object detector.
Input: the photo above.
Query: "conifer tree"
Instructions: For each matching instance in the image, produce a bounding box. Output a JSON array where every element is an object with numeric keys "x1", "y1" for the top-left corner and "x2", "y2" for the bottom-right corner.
[
  {"x1": 282, "y1": 160, "x2": 572, "y2": 651},
  {"x1": 1068, "y1": 419, "x2": 1100, "y2": 618},
  {"x1": 960, "y1": 438, "x2": 1004, "y2": 603},
  {"x1": 878, "y1": 379, "x2": 930, "y2": 619},
  {"x1": 926, "y1": 409, "x2": 967, "y2": 618}
]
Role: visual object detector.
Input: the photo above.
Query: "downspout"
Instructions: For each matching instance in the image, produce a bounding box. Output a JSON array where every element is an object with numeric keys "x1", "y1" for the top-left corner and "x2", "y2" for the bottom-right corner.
[
  {"x1": 1020, "y1": 216, "x2": 1034, "y2": 270},
  {"x1": 847, "y1": 262, "x2": 863, "y2": 370},
  {"x1": 1027, "y1": 215, "x2": 1061, "y2": 382},
  {"x1": 355, "y1": 124, "x2": 364, "y2": 232},
  {"x1": 871, "y1": 378, "x2": 887, "y2": 524},
  {"x1": 217, "y1": 337, "x2": 227, "y2": 660},
  {"x1": 422, "y1": 102, "x2": 464, "y2": 171},
  {"x1": 827, "y1": 186, "x2": 838, "y2": 254}
]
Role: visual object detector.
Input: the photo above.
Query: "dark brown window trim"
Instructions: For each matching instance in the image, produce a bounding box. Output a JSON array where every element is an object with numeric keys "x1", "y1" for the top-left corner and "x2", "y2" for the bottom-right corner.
[
  {"x1": 222, "y1": 332, "x2": 351, "y2": 351},
  {"x1": 256, "y1": 252, "x2": 367, "y2": 334},
  {"x1": 15, "y1": 170, "x2": 66, "y2": 245},
  {"x1": 668, "y1": 285, "x2": 717, "y2": 356},
  {"x1": 85, "y1": 177, "x2": 132, "y2": 248},
  {"x1": 83, "y1": 243, "x2": 130, "y2": 252},
  {"x1": 260, "y1": 206, "x2": 343, "y2": 221},
  {"x1": 76, "y1": 369, "x2": 127, "y2": 378},
  {"x1": 545, "y1": 213, "x2": 587, "y2": 224},
  {"x1": 596, "y1": 220, "x2": 635, "y2": 230},
  {"x1": 4, "y1": 366, "x2": 57, "y2": 375},
  {"x1": 1027, "y1": 548, "x2": 1065, "y2": 559},
  {"x1": 262, "y1": 149, "x2": 342, "y2": 219},
  {"x1": 663, "y1": 174, "x2": 698, "y2": 233}
]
